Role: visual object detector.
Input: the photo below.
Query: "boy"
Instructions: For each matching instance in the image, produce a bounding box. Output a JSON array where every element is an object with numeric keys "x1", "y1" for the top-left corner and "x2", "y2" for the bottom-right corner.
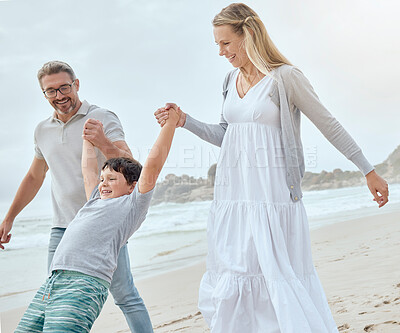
[{"x1": 15, "y1": 106, "x2": 180, "y2": 332}]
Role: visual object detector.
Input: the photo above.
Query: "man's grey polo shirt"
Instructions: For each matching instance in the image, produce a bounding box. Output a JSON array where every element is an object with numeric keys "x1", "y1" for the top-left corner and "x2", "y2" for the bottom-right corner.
[{"x1": 34, "y1": 100, "x2": 125, "y2": 228}]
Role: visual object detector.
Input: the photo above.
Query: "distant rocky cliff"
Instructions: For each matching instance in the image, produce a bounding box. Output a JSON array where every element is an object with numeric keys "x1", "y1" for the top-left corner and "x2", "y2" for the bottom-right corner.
[
  {"x1": 151, "y1": 145, "x2": 400, "y2": 205},
  {"x1": 151, "y1": 166, "x2": 216, "y2": 205},
  {"x1": 374, "y1": 145, "x2": 400, "y2": 183}
]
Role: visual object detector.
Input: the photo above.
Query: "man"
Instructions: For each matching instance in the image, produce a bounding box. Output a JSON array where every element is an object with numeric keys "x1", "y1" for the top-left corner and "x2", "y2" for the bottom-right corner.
[{"x1": 0, "y1": 61, "x2": 153, "y2": 333}]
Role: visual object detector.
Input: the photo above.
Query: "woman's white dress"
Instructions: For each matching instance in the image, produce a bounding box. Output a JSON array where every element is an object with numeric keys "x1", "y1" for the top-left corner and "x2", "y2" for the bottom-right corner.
[{"x1": 198, "y1": 70, "x2": 339, "y2": 333}]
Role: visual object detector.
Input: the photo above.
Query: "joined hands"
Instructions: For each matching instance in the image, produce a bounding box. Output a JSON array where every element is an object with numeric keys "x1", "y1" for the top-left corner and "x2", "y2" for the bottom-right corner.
[{"x1": 154, "y1": 103, "x2": 186, "y2": 128}]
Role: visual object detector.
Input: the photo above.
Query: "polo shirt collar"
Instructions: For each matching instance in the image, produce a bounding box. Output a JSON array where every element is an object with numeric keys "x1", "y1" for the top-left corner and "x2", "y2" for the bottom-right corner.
[
  {"x1": 76, "y1": 100, "x2": 90, "y2": 116},
  {"x1": 51, "y1": 100, "x2": 90, "y2": 122}
]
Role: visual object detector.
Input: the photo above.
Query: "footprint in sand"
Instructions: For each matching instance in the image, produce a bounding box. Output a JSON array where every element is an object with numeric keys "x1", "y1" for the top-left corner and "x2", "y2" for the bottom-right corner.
[
  {"x1": 374, "y1": 297, "x2": 396, "y2": 307},
  {"x1": 364, "y1": 321, "x2": 400, "y2": 332},
  {"x1": 330, "y1": 297, "x2": 345, "y2": 306},
  {"x1": 154, "y1": 311, "x2": 203, "y2": 329},
  {"x1": 338, "y1": 323, "x2": 350, "y2": 331},
  {"x1": 364, "y1": 324, "x2": 375, "y2": 332}
]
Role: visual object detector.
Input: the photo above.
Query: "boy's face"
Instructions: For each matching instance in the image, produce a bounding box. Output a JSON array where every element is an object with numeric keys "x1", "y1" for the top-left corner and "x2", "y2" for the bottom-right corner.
[{"x1": 98, "y1": 167, "x2": 135, "y2": 199}]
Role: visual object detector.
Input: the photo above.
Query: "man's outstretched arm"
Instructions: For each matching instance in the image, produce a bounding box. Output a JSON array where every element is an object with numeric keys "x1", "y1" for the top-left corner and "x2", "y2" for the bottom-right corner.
[{"x1": 0, "y1": 157, "x2": 48, "y2": 249}]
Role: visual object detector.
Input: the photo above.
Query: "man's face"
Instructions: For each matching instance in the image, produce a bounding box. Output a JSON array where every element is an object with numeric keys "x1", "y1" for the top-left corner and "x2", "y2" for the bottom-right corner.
[
  {"x1": 98, "y1": 167, "x2": 135, "y2": 199},
  {"x1": 40, "y1": 72, "x2": 80, "y2": 117}
]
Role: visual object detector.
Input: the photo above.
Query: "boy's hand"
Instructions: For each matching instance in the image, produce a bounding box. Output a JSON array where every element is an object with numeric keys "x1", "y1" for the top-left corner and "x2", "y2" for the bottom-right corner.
[{"x1": 164, "y1": 104, "x2": 180, "y2": 127}]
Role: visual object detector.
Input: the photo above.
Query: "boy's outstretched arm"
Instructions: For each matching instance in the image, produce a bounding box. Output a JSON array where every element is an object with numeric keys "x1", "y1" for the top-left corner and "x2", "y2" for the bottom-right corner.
[
  {"x1": 138, "y1": 107, "x2": 180, "y2": 194},
  {"x1": 82, "y1": 139, "x2": 99, "y2": 200}
]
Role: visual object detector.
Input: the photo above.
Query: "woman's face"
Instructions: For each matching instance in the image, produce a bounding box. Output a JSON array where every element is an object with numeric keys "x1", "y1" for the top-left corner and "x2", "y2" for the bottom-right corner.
[{"x1": 213, "y1": 25, "x2": 250, "y2": 68}]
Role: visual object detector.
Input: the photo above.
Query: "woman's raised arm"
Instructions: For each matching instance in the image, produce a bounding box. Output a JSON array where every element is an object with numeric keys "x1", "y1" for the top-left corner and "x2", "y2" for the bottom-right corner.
[{"x1": 154, "y1": 102, "x2": 228, "y2": 147}]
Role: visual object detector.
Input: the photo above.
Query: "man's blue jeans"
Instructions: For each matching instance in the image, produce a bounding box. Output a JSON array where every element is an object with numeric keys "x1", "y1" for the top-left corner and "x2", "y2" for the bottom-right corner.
[{"x1": 48, "y1": 227, "x2": 153, "y2": 333}]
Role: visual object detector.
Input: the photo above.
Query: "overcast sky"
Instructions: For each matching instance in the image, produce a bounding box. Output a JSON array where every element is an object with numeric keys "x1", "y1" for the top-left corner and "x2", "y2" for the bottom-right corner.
[{"x1": 0, "y1": 0, "x2": 399, "y2": 209}]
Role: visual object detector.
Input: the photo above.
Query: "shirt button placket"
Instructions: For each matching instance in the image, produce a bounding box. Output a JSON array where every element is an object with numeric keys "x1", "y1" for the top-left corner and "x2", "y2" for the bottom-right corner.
[{"x1": 61, "y1": 125, "x2": 66, "y2": 144}]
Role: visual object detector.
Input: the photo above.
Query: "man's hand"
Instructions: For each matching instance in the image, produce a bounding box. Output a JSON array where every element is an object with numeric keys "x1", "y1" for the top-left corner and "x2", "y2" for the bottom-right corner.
[
  {"x1": 0, "y1": 157, "x2": 48, "y2": 250},
  {"x1": 82, "y1": 118, "x2": 133, "y2": 160},
  {"x1": 82, "y1": 119, "x2": 109, "y2": 148},
  {"x1": 0, "y1": 220, "x2": 12, "y2": 250},
  {"x1": 366, "y1": 170, "x2": 389, "y2": 208},
  {"x1": 154, "y1": 103, "x2": 186, "y2": 128}
]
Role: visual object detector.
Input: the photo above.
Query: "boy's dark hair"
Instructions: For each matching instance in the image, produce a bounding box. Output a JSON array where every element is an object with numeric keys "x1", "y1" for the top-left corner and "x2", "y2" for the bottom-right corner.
[{"x1": 102, "y1": 157, "x2": 142, "y2": 185}]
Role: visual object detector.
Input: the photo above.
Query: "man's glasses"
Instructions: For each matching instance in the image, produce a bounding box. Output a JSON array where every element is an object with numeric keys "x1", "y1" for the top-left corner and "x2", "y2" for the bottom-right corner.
[{"x1": 43, "y1": 81, "x2": 75, "y2": 98}]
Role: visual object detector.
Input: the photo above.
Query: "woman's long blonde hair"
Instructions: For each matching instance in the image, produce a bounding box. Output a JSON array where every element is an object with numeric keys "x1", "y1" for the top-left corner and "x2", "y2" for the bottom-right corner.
[{"x1": 213, "y1": 3, "x2": 291, "y2": 75}]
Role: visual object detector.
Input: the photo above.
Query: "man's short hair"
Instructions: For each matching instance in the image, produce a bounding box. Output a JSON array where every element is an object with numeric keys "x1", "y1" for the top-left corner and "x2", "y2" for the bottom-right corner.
[
  {"x1": 102, "y1": 158, "x2": 142, "y2": 185},
  {"x1": 37, "y1": 61, "x2": 76, "y2": 88}
]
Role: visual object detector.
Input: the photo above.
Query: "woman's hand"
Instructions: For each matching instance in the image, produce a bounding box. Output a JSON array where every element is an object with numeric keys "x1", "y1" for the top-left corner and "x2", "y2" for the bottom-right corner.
[
  {"x1": 154, "y1": 103, "x2": 186, "y2": 128},
  {"x1": 366, "y1": 170, "x2": 389, "y2": 208}
]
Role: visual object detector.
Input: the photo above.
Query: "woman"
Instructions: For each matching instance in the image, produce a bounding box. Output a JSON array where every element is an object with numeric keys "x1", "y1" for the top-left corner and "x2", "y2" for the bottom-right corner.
[{"x1": 155, "y1": 3, "x2": 388, "y2": 332}]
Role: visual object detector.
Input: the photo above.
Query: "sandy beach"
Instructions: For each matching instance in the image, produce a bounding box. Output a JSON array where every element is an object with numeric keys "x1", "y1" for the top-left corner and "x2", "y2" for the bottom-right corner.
[{"x1": 2, "y1": 209, "x2": 400, "y2": 332}]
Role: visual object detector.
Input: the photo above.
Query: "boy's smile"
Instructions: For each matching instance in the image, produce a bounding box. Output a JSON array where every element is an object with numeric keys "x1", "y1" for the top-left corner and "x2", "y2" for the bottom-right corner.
[{"x1": 98, "y1": 167, "x2": 134, "y2": 199}]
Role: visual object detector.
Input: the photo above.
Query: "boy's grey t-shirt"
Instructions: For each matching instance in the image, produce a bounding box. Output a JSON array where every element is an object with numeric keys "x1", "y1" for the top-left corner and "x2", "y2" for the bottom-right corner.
[{"x1": 50, "y1": 185, "x2": 154, "y2": 283}]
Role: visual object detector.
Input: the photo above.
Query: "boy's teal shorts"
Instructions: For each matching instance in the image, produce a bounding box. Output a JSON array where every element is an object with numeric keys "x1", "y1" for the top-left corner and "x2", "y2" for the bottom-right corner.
[{"x1": 15, "y1": 270, "x2": 109, "y2": 333}]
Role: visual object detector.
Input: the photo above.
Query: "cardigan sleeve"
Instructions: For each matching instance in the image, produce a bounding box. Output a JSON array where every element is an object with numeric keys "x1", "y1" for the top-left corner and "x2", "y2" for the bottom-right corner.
[
  {"x1": 182, "y1": 113, "x2": 227, "y2": 147},
  {"x1": 286, "y1": 66, "x2": 374, "y2": 176}
]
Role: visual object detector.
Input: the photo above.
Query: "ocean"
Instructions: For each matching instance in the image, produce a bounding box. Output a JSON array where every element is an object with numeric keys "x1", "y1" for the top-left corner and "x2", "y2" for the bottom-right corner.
[{"x1": 1, "y1": 183, "x2": 399, "y2": 312}]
